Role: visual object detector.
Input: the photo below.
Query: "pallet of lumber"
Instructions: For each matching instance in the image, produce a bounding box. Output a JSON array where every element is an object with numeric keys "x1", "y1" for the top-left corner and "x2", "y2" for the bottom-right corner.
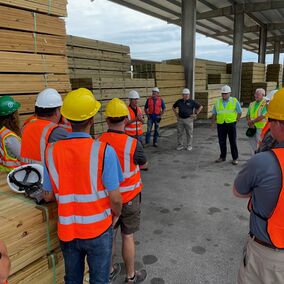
[
  {"x1": 67, "y1": 35, "x2": 131, "y2": 79},
  {"x1": 266, "y1": 64, "x2": 282, "y2": 87},
  {"x1": 208, "y1": 74, "x2": 231, "y2": 85},
  {"x1": 196, "y1": 59, "x2": 227, "y2": 75}
]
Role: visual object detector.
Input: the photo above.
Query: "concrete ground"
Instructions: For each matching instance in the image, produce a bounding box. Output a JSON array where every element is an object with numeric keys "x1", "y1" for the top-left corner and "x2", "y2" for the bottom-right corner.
[{"x1": 112, "y1": 119, "x2": 252, "y2": 284}]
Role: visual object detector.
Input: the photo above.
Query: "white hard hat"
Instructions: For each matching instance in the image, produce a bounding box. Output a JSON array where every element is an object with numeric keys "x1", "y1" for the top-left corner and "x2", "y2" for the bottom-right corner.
[
  {"x1": 265, "y1": 89, "x2": 278, "y2": 102},
  {"x1": 182, "y1": 88, "x2": 190, "y2": 95},
  {"x1": 152, "y1": 87, "x2": 160, "y2": 93},
  {"x1": 128, "y1": 90, "x2": 140, "y2": 99},
  {"x1": 7, "y1": 164, "x2": 43, "y2": 194},
  {"x1": 35, "y1": 88, "x2": 63, "y2": 108},
  {"x1": 221, "y1": 85, "x2": 231, "y2": 94}
]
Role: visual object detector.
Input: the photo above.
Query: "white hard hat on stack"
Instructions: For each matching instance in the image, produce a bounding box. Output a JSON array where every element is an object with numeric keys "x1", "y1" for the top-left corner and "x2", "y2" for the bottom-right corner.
[
  {"x1": 35, "y1": 88, "x2": 63, "y2": 108},
  {"x1": 221, "y1": 85, "x2": 231, "y2": 94},
  {"x1": 128, "y1": 90, "x2": 140, "y2": 99}
]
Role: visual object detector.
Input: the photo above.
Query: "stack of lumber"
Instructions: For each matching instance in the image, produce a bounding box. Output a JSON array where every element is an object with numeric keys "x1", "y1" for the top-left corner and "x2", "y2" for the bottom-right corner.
[
  {"x1": 0, "y1": 172, "x2": 64, "y2": 283},
  {"x1": 0, "y1": 2, "x2": 71, "y2": 126},
  {"x1": 71, "y1": 77, "x2": 155, "y2": 134},
  {"x1": 208, "y1": 74, "x2": 231, "y2": 85},
  {"x1": 67, "y1": 35, "x2": 131, "y2": 79},
  {"x1": 227, "y1": 62, "x2": 266, "y2": 104},
  {"x1": 132, "y1": 63, "x2": 185, "y2": 127},
  {"x1": 266, "y1": 64, "x2": 282, "y2": 87},
  {"x1": 197, "y1": 59, "x2": 227, "y2": 75},
  {"x1": 252, "y1": 81, "x2": 277, "y2": 95},
  {"x1": 195, "y1": 90, "x2": 220, "y2": 119}
]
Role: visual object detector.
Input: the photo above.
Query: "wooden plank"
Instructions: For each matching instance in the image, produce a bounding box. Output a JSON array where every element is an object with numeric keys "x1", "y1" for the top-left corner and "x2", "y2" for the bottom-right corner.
[
  {"x1": 0, "y1": 0, "x2": 67, "y2": 17},
  {"x1": 0, "y1": 51, "x2": 69, "y2": 73},
  {"x1": 0, "y1": 74, "x2": 70, "y2": 94},
  {"x1": 0, "y1": 29, "x2": 66, "y2": 55},
  {"x1": 0, "y1": 5, "x2": 66, "y2": 36},
  {"x1": 67, "y1": 35, "x2": 130, "y2": 54}
]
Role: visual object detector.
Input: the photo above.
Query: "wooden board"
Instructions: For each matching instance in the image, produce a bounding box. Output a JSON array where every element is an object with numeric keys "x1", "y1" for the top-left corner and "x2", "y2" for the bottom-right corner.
[
  {"x1": 0, "y1": 29, "x2": 66, "y2": 55},
  {"x1": 0, "y1": 0, "x2": 67, "y2": 17},
  {"x1": 0, "y1": 5, "x2": 66, "y2": 36}
]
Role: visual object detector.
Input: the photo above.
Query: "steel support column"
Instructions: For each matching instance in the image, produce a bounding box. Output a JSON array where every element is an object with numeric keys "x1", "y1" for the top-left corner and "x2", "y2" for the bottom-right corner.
[
  {"x1": 273, "y1": 41, "x2": 280, "y2": 64},
  {"x1": 231, "y1": 5, "x2": 244, "y2": 100},
  {"x1": 181, "y1": 0, "x2": 196, "y2": 99},
  {"x1": 258, "y1": 25, "x2": 267, "y2": 63}
]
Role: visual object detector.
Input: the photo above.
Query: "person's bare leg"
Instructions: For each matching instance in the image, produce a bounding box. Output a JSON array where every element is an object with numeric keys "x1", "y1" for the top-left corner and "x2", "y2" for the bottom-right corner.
[{"x1": 122, "y1": 233, "x2": 135, "y2": 278}]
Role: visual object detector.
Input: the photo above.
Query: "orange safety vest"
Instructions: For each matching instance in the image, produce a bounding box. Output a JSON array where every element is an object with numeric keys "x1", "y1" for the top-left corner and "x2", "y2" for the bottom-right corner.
[
  {"x1": 21, "y1": 118, "x2": 57, "y2": 164},
  {"x1": 45, "y1": 138, "x2": 112, "y2": 242},
  {"x1": 99, "y1": 132, "x2": 142, "y2": 204},
  {"x1": 267, "y1": 148, "x2": 284, "y2": 248},
  {"x1": 147, "y1": 97, "x2": 162, "y2": 115},
  {"x1": 257, "y1": 121, "x2": 271, "y2": 148},
  {"x1": 125, "y1": 106, "x2": 143, "y2": 137},
  {"x1": 59, "y1": 116, "x2": 72, "y2": 133},
  {"x1": 0, "y1": 127, "x2": 21, "y2": 171}
]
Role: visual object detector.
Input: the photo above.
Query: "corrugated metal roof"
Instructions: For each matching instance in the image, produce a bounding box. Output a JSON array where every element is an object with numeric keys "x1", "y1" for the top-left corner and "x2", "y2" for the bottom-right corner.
[{"x1": 107, "y1": 0, "x2": 284, "y2": 54}]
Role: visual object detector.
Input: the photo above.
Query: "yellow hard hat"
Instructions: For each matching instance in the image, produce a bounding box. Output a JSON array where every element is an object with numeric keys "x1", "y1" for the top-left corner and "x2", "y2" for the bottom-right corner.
[
  {"x1": 265, "y1": 88, "x2": 284, "y2": 120},
  {"x1": 61, "y1": 88, "x2": 101, "y2": 121},
  {"x1": 104, "y1": 98, "x2": 129, "y2": 118}
]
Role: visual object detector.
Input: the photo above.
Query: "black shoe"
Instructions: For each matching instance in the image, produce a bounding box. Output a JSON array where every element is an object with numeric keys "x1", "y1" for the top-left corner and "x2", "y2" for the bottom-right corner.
[
  {"x1": 125, "y1": 269, "x2": 147, "y2": 283},
  {"x1": 215, "y1": 157, "x2": 225, "y2": 163},
  {"x1": 109, "y1": 263, "x2": 121, "y2": 283}
]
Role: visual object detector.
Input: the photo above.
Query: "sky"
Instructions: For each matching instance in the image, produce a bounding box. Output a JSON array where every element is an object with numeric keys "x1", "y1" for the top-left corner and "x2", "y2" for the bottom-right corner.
[{"x1": 66, "y1": 0, "x2": 281, "y2": 64}]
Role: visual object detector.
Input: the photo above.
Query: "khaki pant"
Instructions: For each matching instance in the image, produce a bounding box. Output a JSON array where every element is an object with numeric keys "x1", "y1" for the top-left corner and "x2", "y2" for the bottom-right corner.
[
  {"x1": 177, "y1": 117, "x2": 194, "y2": 147},
  {"x1": 237, "y1": 236, "x2": 284, "y2": 284}
]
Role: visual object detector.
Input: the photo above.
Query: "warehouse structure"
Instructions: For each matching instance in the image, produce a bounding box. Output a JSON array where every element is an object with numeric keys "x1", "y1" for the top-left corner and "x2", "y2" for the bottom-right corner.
[{"x1": 108, "y1": 0, "x2": 284, "y2": 99}]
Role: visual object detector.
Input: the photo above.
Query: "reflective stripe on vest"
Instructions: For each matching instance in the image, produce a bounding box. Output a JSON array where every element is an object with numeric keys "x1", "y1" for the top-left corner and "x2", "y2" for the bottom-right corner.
[
  {"x1": 267, "y1": 148, "x2": 284, "y2": 248},
  {"x1": 148, "y1": 97, "x2": 162, "y2": 115},
  {"x1": 46, "y1": 138, "x2": 111, "y2": 241},
  {"x1": 249, "y1": 99, "x2": 267, "y2": 129},
  {"x1": 257, "y1": 121, "x2": 270, "y2": 147},
  {"x1": 99, "y1": 132, "x2": 142, "y2": 204},
  {"x1": 215, "y1": 97, "x2": 238, "y2": 124},
  {"x1": 21, "y1": 119, "x2": 57, "y2": 164},
  {"x1": 0, "y1": 127, "x2": 21, "y2": 172},
  {"x1": 125, "y1": 106, "x2": 143, "y2": 136}
]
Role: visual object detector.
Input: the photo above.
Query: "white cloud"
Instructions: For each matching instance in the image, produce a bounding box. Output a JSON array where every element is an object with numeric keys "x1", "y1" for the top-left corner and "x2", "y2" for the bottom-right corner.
[{"x1": 66, "y1": 0, "x2": 282, "y2": 64}]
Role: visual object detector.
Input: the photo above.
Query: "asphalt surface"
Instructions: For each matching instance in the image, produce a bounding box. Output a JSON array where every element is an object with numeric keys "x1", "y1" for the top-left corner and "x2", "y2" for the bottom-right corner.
[{"x1": 112, "y1": 119, "x2": 252, "y2": 284}]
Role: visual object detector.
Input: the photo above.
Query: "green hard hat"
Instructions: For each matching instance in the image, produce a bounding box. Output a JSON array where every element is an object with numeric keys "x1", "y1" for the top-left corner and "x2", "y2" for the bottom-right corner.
[{"x1": 0, "y1": 96, "x2": 21, "y2": 116}]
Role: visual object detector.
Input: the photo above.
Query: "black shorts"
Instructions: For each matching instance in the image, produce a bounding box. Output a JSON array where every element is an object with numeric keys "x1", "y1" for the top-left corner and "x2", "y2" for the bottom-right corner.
[{"x1": 115, "y1": 193, "x2": 141, "y2": 235}]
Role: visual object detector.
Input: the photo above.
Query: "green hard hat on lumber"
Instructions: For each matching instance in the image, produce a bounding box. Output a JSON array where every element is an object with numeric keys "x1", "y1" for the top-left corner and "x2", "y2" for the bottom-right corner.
[{"x1": 0, "y1": 96, "x2": 21, "y2": 116}]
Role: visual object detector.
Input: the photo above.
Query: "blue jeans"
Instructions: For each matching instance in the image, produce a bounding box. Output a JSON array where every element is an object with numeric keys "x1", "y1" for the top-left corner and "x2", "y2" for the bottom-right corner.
[
  {"x1": 60, "y1": 226, "x2": 113, "y2": 284},
  {"x1": 145, "y1": 118, "x2": 160, "y2": 144}
]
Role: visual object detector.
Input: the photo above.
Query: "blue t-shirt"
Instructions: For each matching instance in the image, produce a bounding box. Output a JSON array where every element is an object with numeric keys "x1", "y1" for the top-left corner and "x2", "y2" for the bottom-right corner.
[
  {"x1": 212, "y1": 97, "x2": 242, "y2": 114},
  {"x1": 43, "y1": 132, "x2": 123, "y2": 193}
]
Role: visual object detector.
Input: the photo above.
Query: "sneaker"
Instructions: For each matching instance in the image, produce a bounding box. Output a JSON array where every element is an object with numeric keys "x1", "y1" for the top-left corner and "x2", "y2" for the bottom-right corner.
[
  {"x1": 232, "y1": 160, "x2": 239, "y2": 165},
  {"x1": 176, "y1": 145, "x2": 184, "y2": 151},
  {"x1": 186, "y1": 146, "x2": 192, "y2": 151},
  {"x1": 215, "y1": 157, "x2": 225, "y2": 163},
  {"x1": 153, "y1": 143, "x2": 158, "y2": 147},
  {"x1": 125, "y1": 269, "x2": 147, "y2": 284},
  {"x1": 109, "y1": 263, "x2": 121, "y2": 283}
]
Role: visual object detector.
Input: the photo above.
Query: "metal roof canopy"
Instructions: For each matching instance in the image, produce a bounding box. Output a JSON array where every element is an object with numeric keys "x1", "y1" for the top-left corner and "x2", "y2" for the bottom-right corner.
[{"x1": 107, "y1": 0, "x2": 284, "y2": 99}]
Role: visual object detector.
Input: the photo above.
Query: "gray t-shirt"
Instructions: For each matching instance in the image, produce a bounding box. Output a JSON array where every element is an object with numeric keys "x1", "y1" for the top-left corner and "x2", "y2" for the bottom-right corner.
[
  {"x1": 234, "y1": 142, "x2": 284, "y2": 244},
  {"x1": 48, "y1": 127, "x2": 69, "y2": 143}
]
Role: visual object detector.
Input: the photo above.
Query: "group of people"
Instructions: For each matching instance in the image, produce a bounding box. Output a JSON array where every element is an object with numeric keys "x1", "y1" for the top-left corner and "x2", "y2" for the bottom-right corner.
[
  {"x1": 0, "y1": 88, "x2": 151, "y2": 284},
  {"x1": 1, "y1": 83, "x2": 283, "y2": 284}
]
